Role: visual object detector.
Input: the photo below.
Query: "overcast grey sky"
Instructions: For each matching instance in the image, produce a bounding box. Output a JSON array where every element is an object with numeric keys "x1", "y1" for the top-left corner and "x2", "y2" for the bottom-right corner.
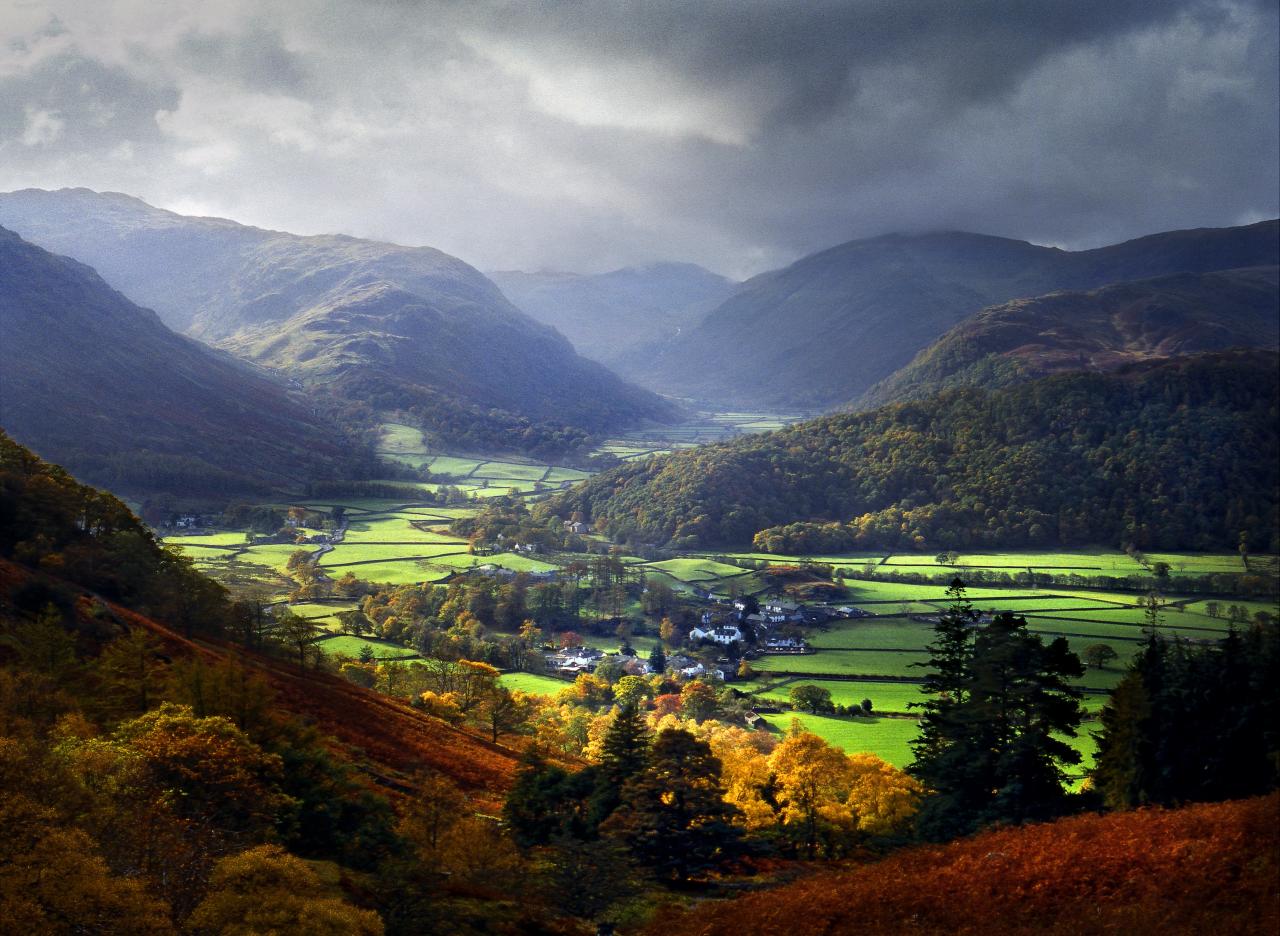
[{"x1": 1, "y1": 0, "x2": 1276, "y2": 277}]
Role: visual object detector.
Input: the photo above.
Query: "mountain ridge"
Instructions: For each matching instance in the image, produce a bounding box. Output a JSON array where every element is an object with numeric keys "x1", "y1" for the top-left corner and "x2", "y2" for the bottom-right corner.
[
  {"x1": 488, "y1": 260, "x2": 735, "y2": 370},
  {"x1": 634, "y1": 220, "x2": 1280, "y2": 408},
  {"x1": 0, "y1": 225, "x2": 364, "y2": 498},
  {"x1": 860, "y1": 265, "x2": 1280, "y2": 407},
  {"x1": 0, "y1": 188, "x2": 677, "y2": 448}
]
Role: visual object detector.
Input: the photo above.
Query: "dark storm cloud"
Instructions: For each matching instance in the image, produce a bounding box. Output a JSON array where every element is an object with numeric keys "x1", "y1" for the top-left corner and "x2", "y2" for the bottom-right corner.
[{"x1": 0, "y1": 0, "x2": 1275, "y2": 276}]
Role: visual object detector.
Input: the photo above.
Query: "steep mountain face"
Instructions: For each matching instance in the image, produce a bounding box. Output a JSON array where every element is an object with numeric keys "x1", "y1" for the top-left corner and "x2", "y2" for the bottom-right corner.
[
  {"x1": 861, "y1": 267, "x2": 1280, "y2": 407},
  {"x1": 637, "y1": 221, "x2": 1280, "y2": 408},
  {"x1": 556, "y1": 351, "x2": 1279, "y2": 552},
  {"x1": 0, "y1": 226, "x2": 358, "y2": 497},
  {"x1": 0, "y1": 188, "x2": 675, "y2": 441},
  {"x1": 488, "y1": 262, "x2": 735, "y2": 369}
]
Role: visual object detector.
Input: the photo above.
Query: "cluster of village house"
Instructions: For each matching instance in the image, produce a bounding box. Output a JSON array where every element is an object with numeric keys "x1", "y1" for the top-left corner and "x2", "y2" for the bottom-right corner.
[{"x1": 544, "y1": 595, "x2": 874, "y2": 682}]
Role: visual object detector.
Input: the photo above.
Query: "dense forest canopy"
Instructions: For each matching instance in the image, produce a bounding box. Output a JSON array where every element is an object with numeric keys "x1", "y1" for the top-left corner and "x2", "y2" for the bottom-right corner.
[{"x1": 556, "y1": 351, "x2": 1280, "y2": 553}]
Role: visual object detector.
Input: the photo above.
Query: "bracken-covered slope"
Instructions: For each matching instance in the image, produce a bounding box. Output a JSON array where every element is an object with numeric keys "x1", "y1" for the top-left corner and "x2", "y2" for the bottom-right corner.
[
  {"x1": 861, "y1": 267, "x2": 1280, "y2": 407},
  {"x1": 0, "y1": 188, "x2": 675, "y2": 439},
  {"x1": 0, "y1": 430, "x2": 518, "y2": 803},
  {"x1": 489, "y1": 262, "x2": 735, "y2": 369},
  {"x1": 648, "y1": 794, "x2": 1280, "y2": 936},
  {"x1": 638, "y1": 220, "x2": 1279, "y2": 408},
  {"x1": 0, "y1": 226, "x2": 358, "y2": 497},
  {"x1": 555, "y1": 351, "x2": 1280, "y2": 552}
]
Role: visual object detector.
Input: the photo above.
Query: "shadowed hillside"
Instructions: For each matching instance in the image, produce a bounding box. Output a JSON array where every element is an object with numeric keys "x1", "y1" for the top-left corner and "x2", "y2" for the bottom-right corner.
[
  {"x1": 0, "y1": 226, "x2": 363, "y2": 498},
  {"x1": 861, "y1": 266, "x2": 1280, "y2": 407},
  {"x1": 489, "y1": 262, "x2": 735, "y2": 369},
  {"x1": 0, "y1": 188, "x2": 676, "y2": 451},
  {"x1": 639, "y1": 220, "x2": 1279, "y2": 408}
]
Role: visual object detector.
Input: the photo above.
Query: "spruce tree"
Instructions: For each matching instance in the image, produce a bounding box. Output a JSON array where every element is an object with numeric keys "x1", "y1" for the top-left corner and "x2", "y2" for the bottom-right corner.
[
  {"x1": 602, "y1": 728, "x2": 741, "y2": 883},
  {"x1": 910, "y1": 584, "x2": 1084, "y2": 839},
  {"x1": 649, "y1": 643, "x2": 667, "y2": 674},
  {"x1": 590, "y1": 701, "x2": 650, "y2": 826}
]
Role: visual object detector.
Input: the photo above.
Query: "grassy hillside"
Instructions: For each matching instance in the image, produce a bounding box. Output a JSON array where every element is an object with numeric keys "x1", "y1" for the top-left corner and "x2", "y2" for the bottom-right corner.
[
  {"x1": 0, "y1": 227, "x2": 363, "y2": 498},
  {"x1": 555, "y1": 351, "x2": 1279, "y2": 552},
  {"x1": 648, "y1": 794, "x2": 1280, "y2": 936},
  {"x1": 489, "y1": 262, "x2": 735, "y2": 368},
  {"x1": 862, "y1": 267, "x2": 1280, "y2": 407},
  {"x1": 0, "y1": 188, "x2": 676, "y2": 451},
  {"x1": 639, "y1": 220, "x2": 1279, "y2": 408}
]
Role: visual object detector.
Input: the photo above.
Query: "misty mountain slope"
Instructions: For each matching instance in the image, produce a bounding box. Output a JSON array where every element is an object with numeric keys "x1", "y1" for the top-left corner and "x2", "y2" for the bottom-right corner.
[
  {"x1": 638, "y1": 220, "x2": 1279, "y2": 408},
  {"x1": 0, "y1": 188, "x2": 675, "y2": 437},
  {"x1": 0, "y1": 226, "x2": 358, "y2": 497},
  {"x1": 489, "y1": 262, "x2": 735, "y2": 368},
  {"x1": 861, "y1": 266, "x2": 1280, "y2": 407}
]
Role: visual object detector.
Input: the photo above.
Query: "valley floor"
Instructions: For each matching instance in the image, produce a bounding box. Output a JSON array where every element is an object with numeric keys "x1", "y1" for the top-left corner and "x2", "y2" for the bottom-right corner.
[{"x1": 164, "y1": 417, "x2": 1278, "y2": 777}]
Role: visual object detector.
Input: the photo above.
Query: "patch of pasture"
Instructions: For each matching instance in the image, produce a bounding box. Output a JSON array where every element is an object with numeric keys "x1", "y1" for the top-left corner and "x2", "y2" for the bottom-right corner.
[
  {"x1": 319, "y1": 543, "x2": 470, "y2": 567},
  {"x1": 752, "y1": 678, "x2": 928, "y2": 714},
  {"x1": 883, "y1": 551, "x2": 1144, "y2": 573},
  {"x1": 165, "y1": 532, "x2": 250, "y2": 547},
  {"x1": 382, "y1": 453, "x2": 433, "y2": 470},
  {"x1": 337, "y1": 561, "x2": 454, "y2": 585},
  {"x1": 238, "y1": 543, "x2": 316, "y2": 574},
  {"x1": 1143, "y1": 553, "x2": 1251, "y2": 576},
  {"x1": 752, "y1": 649, "x2": 930, "y2": 678},
  {"x1": 379, "y1": 423, "x2": 428, "y2": 454},
  {"x1": 286, "y1": 600, "x2": 359, "y2": 619},
  {"x1": 806, "y1": 620, "x2": 936, "y2": 651},
  {"x1": 715, "y1": 551, "x2": 888, "y2": 566},
  {"x1": 472, "y1": 461, "x2": 549, "y2": 482},
  {"x1": 759, "y1": 712, "x2": 921, "y2": 767},
  {"x1": 425, "y1": 456, "x2": 487, "y2": 477},
  {"x1": 316, "y1": 635, "x2": 418, "y2": 660},
  {"x1": 340, "y1": 516, "x2": 467, "y2": 544},
  {"x1": 499, "y1": 672, "x2": 573, "y2": 696},
  {"x1": 642, "y1": 557, "x2": 753, "y2": 583},
  {"x1": 543, "y1": 467, "x2": 592, "y2": 483}
]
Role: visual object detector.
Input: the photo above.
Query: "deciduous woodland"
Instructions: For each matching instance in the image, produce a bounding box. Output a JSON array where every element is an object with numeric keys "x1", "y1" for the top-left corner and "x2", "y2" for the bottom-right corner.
[
  {"x1": 558, "y1": 352, "x2": 1279, "y2": 552},
  {"x1": 3, "y1": 427, "x2": 1277, "y2": 933}
]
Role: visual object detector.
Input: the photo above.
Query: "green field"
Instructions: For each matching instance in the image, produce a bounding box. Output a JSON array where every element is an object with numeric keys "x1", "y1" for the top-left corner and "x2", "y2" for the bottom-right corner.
[
  {"x1": 318, "y1": 543, "x2": 470, "y2": 567},
  {"x1": 331, "y1": 561, "x2": 454, "y2": 584},
  {"x1": 165, "y1": 532, "x2": 251, "y2": 547},
  {"x1": 286, "y1": 600, "x2": 359, "y2": 619},
  {"x1": 806, "y1": 620, "x2": 936, "y2": 650},
  {"x1": 472, "y1": 461, "x2": 549, "y2": 482},
  {"x1": 642, "y1": 557, "x2": 754, "y2": 583},
  {"x1": 340, "y1": 516, "x2": 466, "y2": 544},
  {"x1": 426, "y1": 456, "x2": 487, "y2": 477},
  {"x1": 753, "y1": 649, "x2": 929, "y2": 678},
  {"x1": 759, "y1": 712, "x2": 921, "y2": 768},
  {"x1": 316, "y1": 635, "x2": 419, "y2": 660},
  {"x1": 378, "y1": 423, "x2": 427, "y2": 454},
  {"x1": 751, "y1": 677, "x2": 928, "y2": 713},
  {"x1": 499, "y1": 672, "x2": 573, "y2": 696}
]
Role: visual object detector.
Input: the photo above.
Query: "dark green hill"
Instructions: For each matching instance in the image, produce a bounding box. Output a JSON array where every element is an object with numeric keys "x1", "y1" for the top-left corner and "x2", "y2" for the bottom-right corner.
[
  {"x1": 0, "y1": 226, "x2": 362, "y2": 498},
  {"x1": 0, "y1": 188, "x2": 676, "y2": 450},
  {"x1": 489, "y1": 262, "x2": 735, "y2": 369},
  {"x1": 555, "y1": 351, "x2": 1279, "y2": 553},
  {"x1": 862, "y1": 267, "x2": 1280, "y2": 407},
  {"x1": 638, "y1": 221, "x2": 1279, "y2": 408}
]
